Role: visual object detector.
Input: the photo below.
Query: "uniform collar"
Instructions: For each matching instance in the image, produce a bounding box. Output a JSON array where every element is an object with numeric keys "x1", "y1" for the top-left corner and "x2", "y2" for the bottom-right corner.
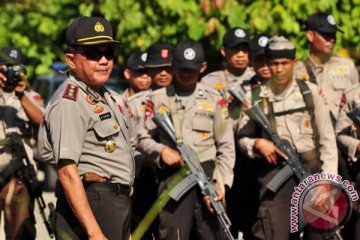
[
  {"x1": 68, "y1": 73, "x2": 104, "y2": 103},
  {"x1": 259, "y1": 77, "x2": 298, "y2": 101}
]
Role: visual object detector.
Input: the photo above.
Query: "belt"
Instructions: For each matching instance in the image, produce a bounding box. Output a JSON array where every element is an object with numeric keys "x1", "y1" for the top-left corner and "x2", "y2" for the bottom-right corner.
[{"x1": 83, "y1": 182, "x2": 133, "y2": 197}]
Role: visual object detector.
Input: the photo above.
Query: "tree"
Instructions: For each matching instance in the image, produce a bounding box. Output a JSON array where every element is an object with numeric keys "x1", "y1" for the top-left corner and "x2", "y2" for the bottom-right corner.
[{"x1": 1, "y1": 0, "x2": 359, "y2": 78}]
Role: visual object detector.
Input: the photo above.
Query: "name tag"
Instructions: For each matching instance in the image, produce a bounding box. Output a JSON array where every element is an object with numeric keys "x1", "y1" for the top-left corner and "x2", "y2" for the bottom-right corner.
[{"x1": 99, "y1": 112, "x2": 111, "y2": 121}]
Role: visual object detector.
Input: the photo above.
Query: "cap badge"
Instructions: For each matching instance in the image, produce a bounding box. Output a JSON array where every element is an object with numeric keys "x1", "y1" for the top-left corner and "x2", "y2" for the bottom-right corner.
[
  {"x1": 327, "y1": 15, "x2": 336, "y2": 25},
  {"x1": 234, "y1": 29, "x2": 246, "y2": 38},
  {"x1": 9, "y1": 49, "x2": 18, "y2": 59},
  {"x1": 184, "y1": 48, "x2": 196, "y2": 60},
  {"x1": 94, "y1": 22, "x2": 105, "y2": 32},
  {"x1": 141, "y1": 53, "x2": 147, "y2": 62},
  {"x1": 161, "y1": 49, "x2": 169, "y2": 59},
  {"x1": 258, "y1": 36, "x2": 269, "y2": 47}
]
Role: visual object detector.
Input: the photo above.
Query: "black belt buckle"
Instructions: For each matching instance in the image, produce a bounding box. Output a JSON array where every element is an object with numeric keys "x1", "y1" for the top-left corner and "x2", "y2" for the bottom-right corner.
[{"x1": 115, "y1": 184, "x2": 134, "y2": 197}]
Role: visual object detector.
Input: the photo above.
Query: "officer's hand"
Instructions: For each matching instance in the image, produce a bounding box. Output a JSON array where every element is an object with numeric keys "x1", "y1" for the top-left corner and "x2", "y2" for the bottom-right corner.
[
  {"x1": 14, "y1": 80, "x2": 26, "y2": 94},
  {"x1": 0, "y1": 65, "x2": 6, "y2": 89},
  {"x1": 253, "y1": 138, "x2": 288, "y2": 165},
  {"x1": 204, "y1": 181, "x2": 224, "y2": 214},
  {"x1": 160, "y1": 146, "x2": 184, "y2": 167}
]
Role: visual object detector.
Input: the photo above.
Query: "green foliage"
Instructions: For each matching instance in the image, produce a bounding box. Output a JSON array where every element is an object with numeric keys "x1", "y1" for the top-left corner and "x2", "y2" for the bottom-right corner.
[{"x1": 1, "y1": 0, "x2": 360, "y2": 79}]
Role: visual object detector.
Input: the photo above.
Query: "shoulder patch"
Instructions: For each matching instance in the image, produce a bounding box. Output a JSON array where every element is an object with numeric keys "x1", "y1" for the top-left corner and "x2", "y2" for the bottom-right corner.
[
  {"x1": 144, "y1": 99, "x2": 154, "y2": 121},
  {"x1": 62, "y1": 84, "x2": 79, "y2": 101}
]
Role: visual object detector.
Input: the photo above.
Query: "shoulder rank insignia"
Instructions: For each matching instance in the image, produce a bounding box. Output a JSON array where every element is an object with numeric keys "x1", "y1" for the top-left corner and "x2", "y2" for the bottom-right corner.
[
  {"x1": 144, "y1": 99, "x2": 154, "y2": 121},
  {"x1": 62, "y1": 84, "x2": 79, "y2": 101}
]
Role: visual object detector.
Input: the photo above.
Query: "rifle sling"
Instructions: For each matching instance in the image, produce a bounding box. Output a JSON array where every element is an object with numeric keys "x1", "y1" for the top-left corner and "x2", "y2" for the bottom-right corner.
[
  {"x1": 168, "y1": 86, "x2": 183, "y2": 144},
  {"x1": 303, "y1": 59, "x2": 317, "y2": 84}
]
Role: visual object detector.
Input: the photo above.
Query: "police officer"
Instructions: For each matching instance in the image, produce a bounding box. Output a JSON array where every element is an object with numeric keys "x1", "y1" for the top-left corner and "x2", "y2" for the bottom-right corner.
[
  {"x1": 227, "y1": 33, "x2": 272, "y2": 240},
  {"x1": 145, "y1": 42, "x2": 174, "y2": 89},
  {"x1": 0, "y1": 46, "x2": 44, "y2": 239},
  {"x1": 138, "y1": 39, "x2": 235, "y2": 240},
  {"x1": 295, "y1": 12, "x2": 359, "y2": 122},
  {"x1": 237, "y1": 36, "x2": 338, "y2": 240},
  {"x1": 43, "y1": 17, "x2": 134, "y2": 240},
  {"x1": 335, "y1": 84, "x2": 360, "y2": 239},
  {"x1": 125, "y1": 43, "x2": 174, "y2": 238},
  {"x1": 201, "y1": 27, "x2": 255, "y2": 122},
  {"x1": 123, "y1": 51, "x2": 151, "y2": 100}
]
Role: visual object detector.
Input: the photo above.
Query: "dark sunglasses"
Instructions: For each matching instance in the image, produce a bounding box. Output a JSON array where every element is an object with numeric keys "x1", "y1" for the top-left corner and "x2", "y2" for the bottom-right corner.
[{"x1": 75, "y1": 48, "x2": 115, "y2": 61}]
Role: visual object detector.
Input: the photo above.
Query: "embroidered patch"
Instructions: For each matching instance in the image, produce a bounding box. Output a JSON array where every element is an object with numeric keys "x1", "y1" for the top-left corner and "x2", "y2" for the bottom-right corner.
[
  {"x1": 94, "y1": 105, "x2": 104, "y2": 113},
  {"x1": 99, "y1": 112, "x2": 111, "y2": 121},
  {"x1": 159, "y1": 105, "x2": 169, "y2": 113},
  {"x1": 62, "y1": 84, "x2": 79, "y2": 101},
  {"x1": 144, "y1": 99, "x2": 154, "y2": 121},
  {"x1": 214, "y1": 82, "x2": 224, "y2": 91},
  {"x1": 339, "y1": 94, "x2": 347, "y2": 111},
  {"x1": 199, "y1": 132, "x2": 208, "y2": 139},
  {"x1": 32, "y1": 95, "x2": 44, "y2": 106},
  {"x1": 196, "y1": 102, "x2": 214, "y2": 112}
]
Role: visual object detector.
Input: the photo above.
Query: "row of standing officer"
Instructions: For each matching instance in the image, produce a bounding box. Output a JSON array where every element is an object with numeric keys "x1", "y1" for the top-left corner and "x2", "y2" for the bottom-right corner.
[{"x1": 121, "y1": 10, "x2": 360, "y2": 240}]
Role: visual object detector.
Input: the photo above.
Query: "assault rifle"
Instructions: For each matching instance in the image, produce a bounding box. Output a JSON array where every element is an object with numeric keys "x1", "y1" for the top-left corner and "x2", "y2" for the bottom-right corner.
[
  {"x1": 229, "y1": 86, "x2": 310, "y2": 192},
  {"x1": 0, "y1": 133, "x2": 55, "y2": 238},
  {"x1": 152, "y1": 113, "x2": 235, "y2": 240}
]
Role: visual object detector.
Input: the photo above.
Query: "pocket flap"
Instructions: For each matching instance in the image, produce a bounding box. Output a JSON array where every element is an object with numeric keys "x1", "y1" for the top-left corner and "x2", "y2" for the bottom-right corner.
[
  {"x1": 193, "y1": 117, "x2": 213, "y2": 132},
  {"x1": 94, "y1": 120, "x2": 120, "y2": 138}
]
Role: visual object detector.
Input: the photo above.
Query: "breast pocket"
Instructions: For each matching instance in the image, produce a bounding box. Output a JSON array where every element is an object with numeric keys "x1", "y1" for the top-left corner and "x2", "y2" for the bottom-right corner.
[
  {"x1": 94, "y1": 119, "x2": 120, "y2": 140},
  {"x1": 332, "y1": 78, "x2": 351, "y2": 91},
  {"x1": 299, "y1": 115, "x2": 314, "y2": 135},
  {"x1": 192, "y1": 113, "x2": 215, "y2": 146}
]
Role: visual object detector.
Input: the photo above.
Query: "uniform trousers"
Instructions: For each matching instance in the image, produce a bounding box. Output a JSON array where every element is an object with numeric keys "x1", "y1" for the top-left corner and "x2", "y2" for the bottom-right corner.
[
  {"x1": 158, "y1": 169, "x2": 225, "y2": 240},
  {"x1": 0, "y1": 178, "x2": 36, "y2": 240},
  {"x1": 55, "y1": 182, "x2": 132, "y2": 240}
]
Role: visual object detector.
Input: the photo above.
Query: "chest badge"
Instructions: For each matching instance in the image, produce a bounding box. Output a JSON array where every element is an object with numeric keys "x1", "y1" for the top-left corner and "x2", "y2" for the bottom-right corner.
[
  {"x1": 105, "y1": 140, "x2": 116, "y2": 153},
  {"x1": 86, "y1": 95, "x2": 97, "y2": 105}
]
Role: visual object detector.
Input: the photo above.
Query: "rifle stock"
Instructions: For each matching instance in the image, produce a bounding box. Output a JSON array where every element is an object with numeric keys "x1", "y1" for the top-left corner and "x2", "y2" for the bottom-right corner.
[{"x1": 152, "y1": 113, "x2": 235, "y2": 240}]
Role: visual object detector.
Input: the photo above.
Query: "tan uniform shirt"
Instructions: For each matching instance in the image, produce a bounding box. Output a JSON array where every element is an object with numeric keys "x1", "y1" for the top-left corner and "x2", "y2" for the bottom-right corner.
[
  {"x1": 137, "y1": 83, "x2": 235, "y2": 187},
  {"x1": 295, "y1": 56, "x2": 359, "y2": 119},
  {"x1": 200, "y1": 68, "x2": 255, "y2": 121},
  {"x1": 335, "y1": 82, "x2": 360, "y2": 162},
  {"x1": 237, "y1": 78, "x2": 338, "y2": 173},
  {"x1": 0, "y1": 89, "x2": 44, "y2": 170},
  {"x1": 122, "y1": 89, "x2": 151, "y2": 148},
  {"x1": 44, "y1": 73, "x2": 135, "y2": 185}
]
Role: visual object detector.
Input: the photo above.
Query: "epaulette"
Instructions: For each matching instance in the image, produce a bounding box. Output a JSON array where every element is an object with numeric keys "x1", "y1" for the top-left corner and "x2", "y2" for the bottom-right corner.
[{"x1": 62, "y1": 84, "x2": 79, "y2": 101}]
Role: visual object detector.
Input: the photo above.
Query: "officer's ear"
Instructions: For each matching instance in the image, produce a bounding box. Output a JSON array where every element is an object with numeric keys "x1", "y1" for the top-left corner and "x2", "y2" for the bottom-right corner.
[
  {"x1": 200, "y1": 62, "x2": 208, "y2": 73},
  {"x1": 306, "y1": 30, "x2": 315, "y2": 43},
  {"x1": 65, "y1": 53, "x2": 76, "y2": 69},
  {"x1": 220, "y1": 46, "x2": 226, "y2": 57},
  {"x1": 124, "y1": 68, "x2": 131, "y2": 80}
]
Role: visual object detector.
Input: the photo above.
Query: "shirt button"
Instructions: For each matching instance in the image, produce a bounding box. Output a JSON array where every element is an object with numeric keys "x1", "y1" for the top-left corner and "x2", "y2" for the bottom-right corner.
[{"x1": 112, "y1": 123, "x2": 118, "y2": 129}]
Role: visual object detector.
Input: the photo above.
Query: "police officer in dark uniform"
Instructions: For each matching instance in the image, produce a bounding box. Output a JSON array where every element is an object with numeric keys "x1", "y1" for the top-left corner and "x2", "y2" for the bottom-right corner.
[{"x1": 43, "y1": 17, "x2": 134, "y2": 240}]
